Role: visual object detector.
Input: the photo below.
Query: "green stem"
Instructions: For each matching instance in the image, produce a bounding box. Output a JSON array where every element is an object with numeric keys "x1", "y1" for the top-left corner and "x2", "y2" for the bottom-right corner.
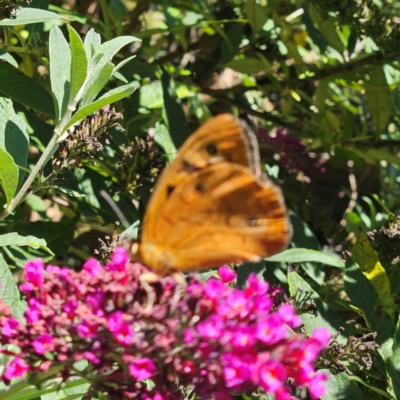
[{"x1": 0, "y1": 134, "x2": 58, "y2": 221}]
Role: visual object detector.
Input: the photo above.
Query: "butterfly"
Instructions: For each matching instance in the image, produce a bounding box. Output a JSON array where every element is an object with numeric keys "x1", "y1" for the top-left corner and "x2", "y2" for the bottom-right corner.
[{"x1": 129, "y1": 114, "x2": 292, "y2": 276}]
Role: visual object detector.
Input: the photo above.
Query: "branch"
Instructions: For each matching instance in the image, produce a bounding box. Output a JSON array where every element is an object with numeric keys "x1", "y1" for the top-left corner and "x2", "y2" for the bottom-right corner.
[
  {"x1": 200, "y1": 87, "x2": 301, "y2": 131},
  {"x1": 125, "y1": 0, "x2": 151, "y2": 33}
]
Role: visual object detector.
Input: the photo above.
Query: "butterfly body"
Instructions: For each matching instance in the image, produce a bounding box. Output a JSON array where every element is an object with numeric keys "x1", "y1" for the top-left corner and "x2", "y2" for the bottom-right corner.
[{"x1": 130, "y1": 114, "x2": 291, "y2": 275}]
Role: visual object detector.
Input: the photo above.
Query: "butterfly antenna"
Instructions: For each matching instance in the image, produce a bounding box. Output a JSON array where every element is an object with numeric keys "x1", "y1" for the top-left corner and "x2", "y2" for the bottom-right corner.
[{"x1": 100, "y1": 190, "x2": 130, "y2": 229}]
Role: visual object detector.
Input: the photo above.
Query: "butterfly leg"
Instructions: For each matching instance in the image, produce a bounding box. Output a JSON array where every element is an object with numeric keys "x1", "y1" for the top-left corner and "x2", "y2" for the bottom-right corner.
[{"x1": 138, "y1": 272, "x2": 161, "y2": 313}]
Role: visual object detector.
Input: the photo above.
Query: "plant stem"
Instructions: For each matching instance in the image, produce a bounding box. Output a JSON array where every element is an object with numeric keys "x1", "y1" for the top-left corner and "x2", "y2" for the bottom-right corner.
[{"x1": 0, "y1": 134, "x2": 58, "y2": 221}]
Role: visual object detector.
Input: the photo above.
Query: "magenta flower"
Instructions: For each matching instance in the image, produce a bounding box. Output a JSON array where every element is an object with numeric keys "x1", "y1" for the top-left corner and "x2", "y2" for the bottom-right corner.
[
  {"x1": 32, "y1": 333, "x2": 54, "y2": 354},
  {"x1": 23, "y1": 259, "x2": 44, "y2": 287},
  {"x1": 1, "y1": 317, "x2": 20, "y2": 337},
  {"x1": 222, "y1": 354, "x2": 251, "y2": 387},
  {"x1": 0, "y1": 247, "x2": 329, "y2": 399},
  {"x1": 3, "y1": 358, "x2": 29, "y2": 381},
  {"x1": 83, "y1": 258, "x2": 103, "y2": 277},
  {"x1": 76, "y1": 319, "x2": 99, "y2": 339},
  {"x1": 218, "y1": 265, "x2": 236, "y2": 283},
  {"x1": 258, "y1": 359, "x2": 286, "y2": 392},
  {"x1": 129, "y1": 357, "x2": 157, "y2": 380}
]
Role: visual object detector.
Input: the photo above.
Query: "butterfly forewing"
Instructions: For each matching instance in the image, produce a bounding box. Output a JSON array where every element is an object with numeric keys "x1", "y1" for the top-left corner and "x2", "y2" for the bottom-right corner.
[
  {"x1": 142, "y1": 114, "x2": 261, "y2": 245},
  {"x1": 138, "y1": 163, "x2": 291, "y2": 274}
]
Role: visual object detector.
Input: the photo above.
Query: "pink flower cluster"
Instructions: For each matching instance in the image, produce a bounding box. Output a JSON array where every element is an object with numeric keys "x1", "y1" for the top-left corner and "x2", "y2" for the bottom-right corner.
[
  {"x1": 257, "y1": 127, "x2": 325, "y2": 179},
  {"x1": 0, "y1": 248, "x2": 329, "y2": 399}
]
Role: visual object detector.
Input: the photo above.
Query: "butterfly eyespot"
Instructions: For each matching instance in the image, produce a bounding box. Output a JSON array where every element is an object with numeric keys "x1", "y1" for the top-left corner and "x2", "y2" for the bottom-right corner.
[
  {"x1": 249, "y1": 218, "x2": 259, "y2": 226},
  {"x1": 166, "y1": 185, "x2": 175, "y2": 197},
  {"x1": 206, "y1": 144, "x2": 218, "y2": 155},
  {"x1": 195, "y1": 183, "x2": 204, "y2": 193}
]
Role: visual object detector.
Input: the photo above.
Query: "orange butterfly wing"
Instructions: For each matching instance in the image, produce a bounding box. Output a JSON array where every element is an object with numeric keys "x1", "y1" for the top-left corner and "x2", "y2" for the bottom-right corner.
[
  {"x1": 137, "y1": 163, "x2": 291, "y2": 273},
  {"x1": 141, "y1": 114, "x2": 262, "y2": 245}
]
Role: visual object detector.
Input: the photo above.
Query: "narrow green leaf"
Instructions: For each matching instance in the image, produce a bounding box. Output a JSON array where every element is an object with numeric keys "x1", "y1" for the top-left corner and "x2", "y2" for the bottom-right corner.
[
  {"x1": 154, "y1": 122, "x2": 177, "y2": 161},
  {"x1": 267, "y1": 248, "x2": 344, "y2": 268},
  {"x1": 0, "y1": 97, "x2": 29, "y2": 187},
  {"x1": 0, "y1": 377, "x2": 89, "y2": 400},
  {"x1": 49, "y1": 25, "x2": 71, "y2": 124},
  {"x1": 80, "y1": 35, "x2": 140, "y2": 106},
  {"x1": 393, "y1": 317, "x2": 400, "y2": 372},
  {"x1": 51, "y1": 186, "x2": 86, "y2": 198},
  {"x1": 120, "y1": 220, "x2": 140, "y2": 241},
  {"x1": 113, "y1": 55, "x2": 137, "y2": 75},
  {"x1": 245, "y1": 0, "x2": 269, "y2": 34},
  {"x1": 351, "y1": 148, "x2": 400, "y2": 167},
  {"x1": 83, "y1": 28, "x2": 102, "y2": 62},
  {"x1": 81, "y1": 62, "x2": 113, "y2": 106},
  {"x1": 161, "y1": 68, "x2": 190, "y2": 148},
  {"x1": 64, "y1": 82, "x2": 139, "y2": 132},
  {"x1": 0, "y1": 232, "x2": 53, "y2": 255},
  {"x1": 365, "y1": 65, "x2": 392, "y2": 133},
  {"x1": 224, "y1": 58, "x2": 266, "y2": 74},
  {"x1": 0, "y1": 253, "x2": 22, "y2": 318},
  {"x1": 0, "y1": 148, "x2": 18, "y2": 205},
  {"x1": 0, "y1": 62, "x2": 55, "y2": 117},
  {"x1": 308, "y1": 3, "x2": 344, "y2": 54},
  {"x1": 67, "y1": 25, "x2": 88, "y2": 103},
  {"x1": 0, "y1": 7, "x2": 62, "y2": 25},
  {"x1": 314, "y1": 78, "x2": 328, "y2": 112},
  {"x1": 0, "y1": 51, "x2": 18, "y2": 67}
]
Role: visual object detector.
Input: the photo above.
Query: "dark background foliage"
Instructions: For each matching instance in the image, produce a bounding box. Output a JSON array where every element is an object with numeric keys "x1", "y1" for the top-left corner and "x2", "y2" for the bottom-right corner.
[{"x1": 1, "y1": 0, "x2": 400, "y2": 399}]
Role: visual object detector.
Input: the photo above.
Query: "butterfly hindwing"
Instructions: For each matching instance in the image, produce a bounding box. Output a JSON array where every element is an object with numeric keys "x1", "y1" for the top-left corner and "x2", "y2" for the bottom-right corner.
[{"x1": 138, "y1": 163, "x2": 291, "y2": 273}]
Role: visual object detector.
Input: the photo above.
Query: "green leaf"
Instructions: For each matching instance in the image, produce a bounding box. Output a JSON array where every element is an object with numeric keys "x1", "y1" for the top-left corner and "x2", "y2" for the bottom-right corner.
[
  {"x1": 365, "y1": 65, "x2": 392, "y2": 133},
  {"x1": 0, "y1": 62, "x2": 55, "y2": 117},
  {"x1": 113, "y1": 55, "x2": 137, "y2": 75},
  {"x1": 63, "y1": 82, "x2": 139, "y2": 132},
  {"x1": 67, "y1": 25, "x2": 88, "y2": 104},
  {"x1": 351, "y1": 230, "x2": 394, "y2": 318},
  {"x1": 80, "y1": 62, "x2": 113, "y2": 106},
  {"x1": 344, "y1": 261, "x2": 395, "y2": 362},
  {"x1": 245, "y1": 0, "x2": 269, "y2": 34},
  {"x1": 351, "y1": 148, "x2": 400, "y2": 167},
  {"x1": 49, "y1": 25, "x2": 71, "y2": 124},
  {"x1": 288, "y1": 270, "x2": 347, "y2": 339},
  {"x1": 120, "y1": 220, "x2": 140, "y2": 241},
  {"x1": 161, "y1": 68, "x2": 190, "y2": 148},
  {"x1": 0, "y1": 253, "x2": 22, "y2": 318},
  {"x1": 140, "y1": 81, "x2": 163, "y2": 109},
  {"x1": 0, "y1": 51, "x2": 18, "y2": 67},
  {"x1": 80, "y1": 35, "x2": 140, "y2": 107},
  {"x1": 83, "y1": 28, "x2": 102, "y2": 62},
  {"x1": 0, "y1": 232, "x2": 53, "y2": 255},
  {"x1": 0, "y1": 7, "x2": 62, "y2": 25},
  {"x1": 224, "y1": 58, "x2": 266, "y2": 74},
  {"x1": 0, "y1": 148, "x2": 18, "y2": 205},
  {"x1": 393, "y1": 317, "x2": 400, "y2": 373},
  {"x1": 154, "y1": 122, "x2": 177, "y2": 161},
  {"x1": 289, "y1": 212, "x2": 321, "y2": 250},
  {"x1": 0, "y1": 97, "x2": 29, "y2": 187},
  {"x1": 267, "y1": 248, "x2": 344, "y2": 268},
  {"x1": 308, "y1": 3, "x2": 344, "y2": 54},
  {"x1": 0, "y1": 377, "x2": 89, "y2": 400},
  {"x1": 321, "y1": 370, "x2": 365, "y2": 400},
  {"x1": 16, "y1": 219, "x2": 76, "y2": 255},
  {"x1": 51, "y1": 186, "x2": 86, "y2": 198}
]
